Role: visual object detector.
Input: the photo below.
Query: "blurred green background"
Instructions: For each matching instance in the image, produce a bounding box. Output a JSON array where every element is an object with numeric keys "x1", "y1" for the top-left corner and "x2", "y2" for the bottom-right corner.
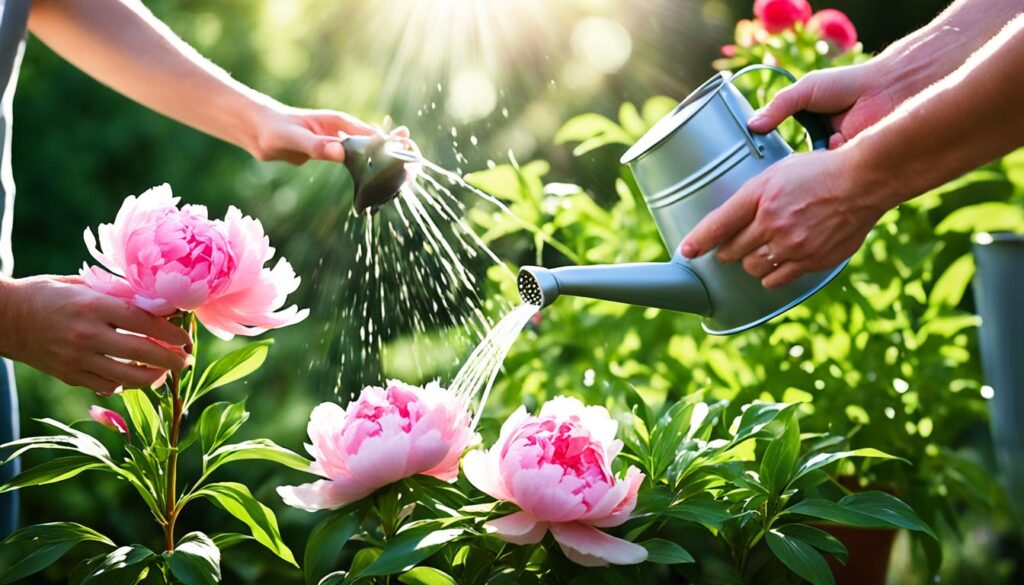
[{"x1": 8, "y1": 0, "x2": 1022, "y2": 583}]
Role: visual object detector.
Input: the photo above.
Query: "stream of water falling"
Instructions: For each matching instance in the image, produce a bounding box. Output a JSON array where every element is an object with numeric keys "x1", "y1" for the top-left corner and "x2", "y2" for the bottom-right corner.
[
  {"x1": 303, "y1": 158, "x2": 520, "y2": 400},
  {"x1": 450, "y1": 302, "x2": 539, "y2": 428}
]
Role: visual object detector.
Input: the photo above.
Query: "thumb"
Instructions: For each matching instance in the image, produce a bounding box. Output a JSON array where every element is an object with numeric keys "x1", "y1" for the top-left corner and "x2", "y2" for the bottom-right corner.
[
  {"x1": 680, "y1": 184, "x2": 760, "y2": 258},
  {"x1": 748, "y1": 81, "x2": 815, "y2": 134}
]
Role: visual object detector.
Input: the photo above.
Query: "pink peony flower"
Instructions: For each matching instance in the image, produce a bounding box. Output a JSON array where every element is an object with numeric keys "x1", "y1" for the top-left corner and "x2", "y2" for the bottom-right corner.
[
  {"x1": 753, "y1": 0, "x2": 812, "y2": 34},
  {"x1": 464, "y1": 397, "x2": 646, "y2": 567},
  {"x1": 89, "y1": 405, "x2": 129, "y2": 438},
  {"x1": 277, "y1": 380, "x2": 473, "y2": 512},
  {"x1": 81, "y1": 184, "x2": 308, "y2": 340},
  {"x1": 809, "y1": 9, "x2": 858, "y2": 53}
]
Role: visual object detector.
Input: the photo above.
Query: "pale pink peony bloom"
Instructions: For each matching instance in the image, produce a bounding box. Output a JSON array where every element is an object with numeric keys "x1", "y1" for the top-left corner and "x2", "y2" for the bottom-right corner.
[
  {"x1": 89, "y1": 405, "x2": 129, "y2": 438},
  {"x1": 464, "y1": 396, "x2": 646, "y2": 567},
  {"x1": 809, "y1": 9, "x2": 858, "y2": 53},
  {"x1": 277, "y1": 381, "x2": 474, "y2": 512},
  {"x1": 81, "y1": 184, "x2": 308, "y2": 340},
  {"x1": 753, "y1": 0, "x2": 811, "y2": 34}
]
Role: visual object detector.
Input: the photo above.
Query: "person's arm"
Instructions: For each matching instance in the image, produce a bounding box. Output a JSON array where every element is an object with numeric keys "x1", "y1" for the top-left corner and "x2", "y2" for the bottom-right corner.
[
  {"x1": 0, "y1": 275, "x2": 191, "y2": 394},
  {"x1": 27, "y1": 0, "x2": 382, "y2": 164},
  {"x1": 748, "y1": 0, "x2": 1022, "y2": 147},
  {"x1": 681, "y1": 14, "x2": 1024, "y2": 288}
]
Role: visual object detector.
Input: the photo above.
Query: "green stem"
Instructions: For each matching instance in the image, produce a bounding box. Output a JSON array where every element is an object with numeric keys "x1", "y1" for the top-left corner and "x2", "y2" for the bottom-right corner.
[
  {"x1": 162, "y1": 313, "x2": 193, "y2": 553},
  {"x1": 163, "y1": 366, "x2": 183, "y2": 552}
]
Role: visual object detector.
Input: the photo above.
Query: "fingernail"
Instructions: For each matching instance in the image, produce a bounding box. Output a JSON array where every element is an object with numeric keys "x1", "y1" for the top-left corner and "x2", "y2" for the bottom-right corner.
[
  {"x1": 748, "y1": 111, "x2": 767, "y2": 127},
  {"x1": 680, "y1": 243, "x2": 699, "y2": 258}
]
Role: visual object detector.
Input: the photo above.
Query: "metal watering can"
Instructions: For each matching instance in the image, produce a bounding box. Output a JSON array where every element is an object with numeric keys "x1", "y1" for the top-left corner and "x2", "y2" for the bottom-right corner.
[{"x1": 517, "y1": 65, "x2": 848, "y2": 334}]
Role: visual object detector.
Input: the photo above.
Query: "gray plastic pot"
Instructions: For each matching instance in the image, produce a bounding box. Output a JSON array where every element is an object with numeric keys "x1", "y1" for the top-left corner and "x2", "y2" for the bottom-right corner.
[{"x1": 972, "y1": 232, "x2": 1024, "y2": 523}]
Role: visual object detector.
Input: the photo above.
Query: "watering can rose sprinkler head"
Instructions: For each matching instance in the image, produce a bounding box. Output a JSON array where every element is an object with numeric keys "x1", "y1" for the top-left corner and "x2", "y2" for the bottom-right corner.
[
  {"x1": 341, "y1": 127, "x2": 422, "y2": 215},
  {"x1": 518, "y1": 65, "x2": 848, "y2": 335}
]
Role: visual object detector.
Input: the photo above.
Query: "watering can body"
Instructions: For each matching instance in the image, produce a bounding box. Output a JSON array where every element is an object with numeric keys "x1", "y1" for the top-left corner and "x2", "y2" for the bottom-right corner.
[{"x1": 518, "y1": 65, "x2": 847, "y2": 334}]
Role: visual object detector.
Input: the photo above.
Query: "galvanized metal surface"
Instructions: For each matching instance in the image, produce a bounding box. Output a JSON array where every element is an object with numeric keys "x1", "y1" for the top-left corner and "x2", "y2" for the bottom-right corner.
[{"x1": 520, "y1": 65, "x2": 845, "y2": 334}]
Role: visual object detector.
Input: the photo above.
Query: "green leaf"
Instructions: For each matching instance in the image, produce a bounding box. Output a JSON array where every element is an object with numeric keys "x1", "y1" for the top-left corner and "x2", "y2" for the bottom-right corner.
[
  {"x1": 783, "y1": 499, "x2": 889, "y2": 528},
  {"x1": 191, "y1": 340, "x2": 273, "y2": 404},
  {"x1": 304, "y1": 512, "x2": 360, "y2": 585},
  {"x1": 640, "y1": 539, "x2": 694, "y2": 564},
  {"x1": 317, "y1": 571, "x2": 347, "y2": 585},
  {"x1": 776, "y1": 524, "x2": 848, "y2": 564},
  {"x1": 1, "y1": 542, "x2": 77, "y2": 584},
  {"x1": 935, "y1": 202, "x2": 1024, "y2": 234},
  {"x1": 165, "y1": 532, "x2": 221, "y2": 585},
  {"x1": 0, "y1": 522, "x2": 114, "y2": 585},
  {"x1": 204, "y1": 439, "x2": 310, "y2": 475},
  {"x1": 72, "y1": 545, "x2": 155, "y2": 585},
  {"x1": 732, "y1": 403, "x2": 799, "y2": 444},
  {"x1": 121, "y1": 389, "x2": 162, "y2": 446},
  {"x1": 210, "y1": 533, "x2": 252, "y2": 550},
  {"x1": 839, "y1": 491, "x2": 936, "y2": 539},
  {"x1": 554, "y1": 113, "x2": 632, "y2": 155},
  {"x1": 349, "y1": 547, "x2": 382, "y2": 576},
  {"x1": 760, "y1": 413, "x2": 800, "y2": 496},
  {"x1": 192, "y1": 482, "x2": 297, "y2": 566},
  {"x1": 929, "y1": 254, "x2": 975, "y2": 310},
  {"x1": 765, "y1": 529, "x2": 836, "y2": 585},
  {"x1": 357, "y1": 525, "x2": 463, "y2": 577},
  {"x1": 0, "y1": 455, "x2": 107, "y2": 492},
  {"x1": 198, "y1": 401, "x2": 250, "y2": 454},
  {"x1": 398, "y1": 566, "x2": 458, "y2": 585},
  {"x1": 790, "y1": 449, "x2": 906, "y2": 486},
  {"x1": 663, "y1": 498, "x2": 731, "y2": 532}
]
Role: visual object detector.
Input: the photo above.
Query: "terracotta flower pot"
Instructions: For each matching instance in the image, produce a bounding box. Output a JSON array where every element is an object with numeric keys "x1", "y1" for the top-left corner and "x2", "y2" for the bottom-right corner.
[{"x1": 817, "y1": 523, "x2": 897, "y2": 585}]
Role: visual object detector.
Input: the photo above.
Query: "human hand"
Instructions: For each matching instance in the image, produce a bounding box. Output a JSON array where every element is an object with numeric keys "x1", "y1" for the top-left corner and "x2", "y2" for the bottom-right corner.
[
  {"x1": 0, "y1": 275, "x2": 190, "y2": 395},
  {"x1": 250, "y1": 104, "x2": 409, "y2": 165},
  {"x1": 748, "y1": 61, "x2": 897, "y2": 149},
  {"x1": 679, "y1": 148, "x2": 889, "y2": 289}
]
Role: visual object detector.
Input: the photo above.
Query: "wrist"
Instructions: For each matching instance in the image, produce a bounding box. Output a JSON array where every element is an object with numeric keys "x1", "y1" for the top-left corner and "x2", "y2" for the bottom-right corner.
[
  {"x1": 0, "y1": 277, "x2": 26, "y2": 359},
  {"x1": 838, "y1": 137, "x2": 904, "y2": 219},
  {"x1": 224, "y1": 90, "x2": 285, "y2": 161}
]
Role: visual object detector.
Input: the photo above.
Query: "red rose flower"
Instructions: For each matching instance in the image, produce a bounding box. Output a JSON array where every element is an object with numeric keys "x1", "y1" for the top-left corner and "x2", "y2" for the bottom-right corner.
[
  {"x1": 809, "y1": 9, "x2": 858, "y2": 52},
  {"x1": 753, "y1": 0, "x2": 812, "y2": 34}
]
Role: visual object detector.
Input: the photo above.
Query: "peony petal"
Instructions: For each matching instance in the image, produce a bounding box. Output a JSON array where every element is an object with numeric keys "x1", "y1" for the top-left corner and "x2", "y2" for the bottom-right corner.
[
  {"x1": 485, "y1": 511, "x2": 548, "y2": 545},
  {"x1": 276, "y1": 478, "x2": 374, "y2": 512},
  {"x1": 345, "y1": 431, "x2": 412, "y2": 489},
  {"x1": 587, "y1": 466, "x2": 644, "y2": 528},
  {"x1": 511, "y1": 464, "x2": 587, "y2": 522},
  {"x1": 549, "y1": 522, "x2": 648, "y2": 566},
  {"x1": 462, "y1": 449, "x2": 511, "y2": 501},
  {"x1": 81, "y1": 265, "x2": 135, "y2": 300}
]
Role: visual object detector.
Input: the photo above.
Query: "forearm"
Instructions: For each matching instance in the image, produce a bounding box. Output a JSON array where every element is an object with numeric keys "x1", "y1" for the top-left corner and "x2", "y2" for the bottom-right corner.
[
  {"x1": 28, "y1": 0, "x2": 277, "y2": 155},
  {"x1": 850, "y1": 15, "x2": 1024, "y2": 209},
  {"x1": 873, "y1": 0, "x2": 1023, "y2": 103}
]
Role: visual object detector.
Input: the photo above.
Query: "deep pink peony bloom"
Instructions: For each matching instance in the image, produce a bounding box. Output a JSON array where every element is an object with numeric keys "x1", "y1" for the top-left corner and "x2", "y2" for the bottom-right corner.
[
  {"x1": 753, "y1": 0, "x2": 812, "y2": 34},
  {"x1": 464, "y1": 397, "x2": 646, "y2": 567},
  {"x1": 89, "y1": 405, "x2": 129, "y2": 437},
  {"x1": 277, "y1": 381, "x2": 473, "y2": 512},
  {"x1": 809, "y1": 9, "x2": 858, "y2": 52},
  {"x1": 81, "y1": 184, "x2": 308, "y2": 340}
]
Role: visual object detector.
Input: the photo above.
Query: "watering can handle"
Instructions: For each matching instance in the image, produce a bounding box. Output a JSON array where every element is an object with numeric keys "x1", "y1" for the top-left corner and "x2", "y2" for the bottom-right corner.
[{"x1": 730, "y1": 64, "x2": 833, "y2": 151}]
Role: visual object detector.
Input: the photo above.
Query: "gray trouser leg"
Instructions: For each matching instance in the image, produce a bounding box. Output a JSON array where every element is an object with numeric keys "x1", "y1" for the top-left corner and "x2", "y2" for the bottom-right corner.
[{"x1": 0, "y1": 358, "x2": 18, "y2": 538}]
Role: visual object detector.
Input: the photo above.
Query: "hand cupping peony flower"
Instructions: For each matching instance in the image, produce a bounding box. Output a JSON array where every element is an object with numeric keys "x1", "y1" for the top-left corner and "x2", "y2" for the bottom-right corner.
[
  {"x1": 278, "y1": 380, "x2": 474, "y2": 512},
  {"x1": 463, "y1": 396, "x2": 646, "y2": 567},
  {"x1": 81, "y1": 184, "x2": 308, "y2": 340},
  {"x1": 753, "y1": 0, "x2": 811, "y2": 34}
]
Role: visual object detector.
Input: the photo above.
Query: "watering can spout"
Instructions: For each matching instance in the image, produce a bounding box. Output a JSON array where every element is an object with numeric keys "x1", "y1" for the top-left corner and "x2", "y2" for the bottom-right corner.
[
  {"x1": 342, "y1": 133, "x2": 421, "y2": 215},
  {"x1": 517, "y1": 262, "x2": 712, "y2": 316}
]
